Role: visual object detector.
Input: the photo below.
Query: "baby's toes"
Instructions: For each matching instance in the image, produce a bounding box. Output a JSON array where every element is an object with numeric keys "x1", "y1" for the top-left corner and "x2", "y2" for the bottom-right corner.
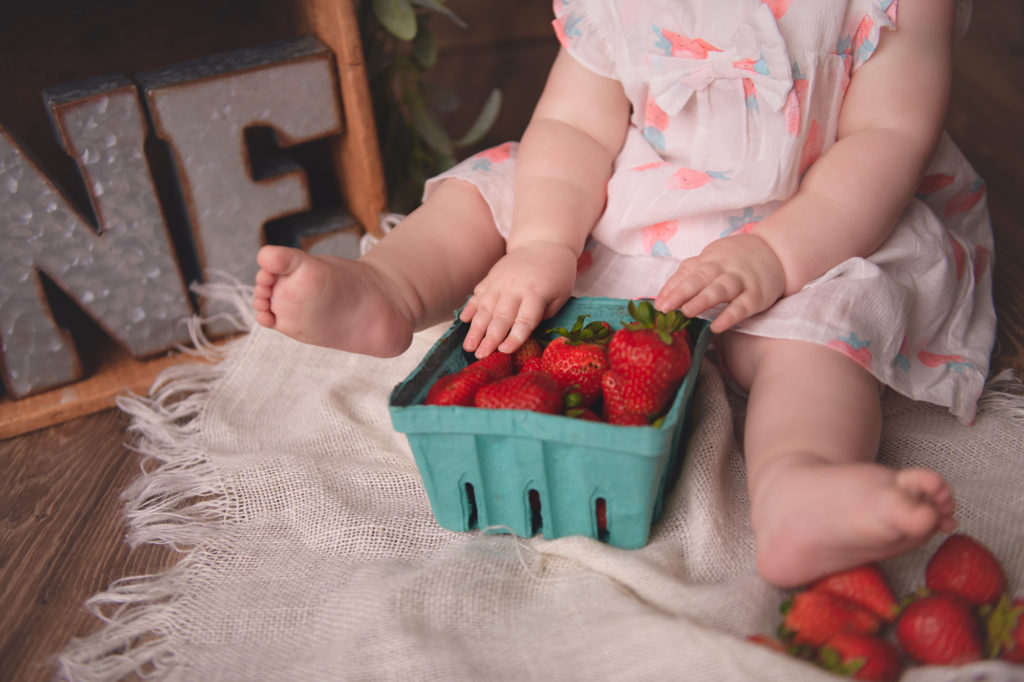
[{"x1": 894, "y1": 468, "x2": 950, "y2": 504}]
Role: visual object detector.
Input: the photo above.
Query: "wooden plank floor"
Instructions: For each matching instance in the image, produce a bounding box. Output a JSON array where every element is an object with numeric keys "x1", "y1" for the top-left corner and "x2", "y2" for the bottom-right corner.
[{"x1": 2, "y1": 3, "x2": 1023, "y2": 680}]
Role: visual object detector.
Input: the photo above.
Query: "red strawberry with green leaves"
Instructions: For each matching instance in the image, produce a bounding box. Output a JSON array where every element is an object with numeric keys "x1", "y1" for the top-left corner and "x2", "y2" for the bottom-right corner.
[
  {"x1": 746, "y1": 634, "x2": 792, "y2": 655},
  {"x1": 541, "y1": 315, "x2": 611, "y2": 407},
  {"x1": 425, "y1": 367, "x2": 496, "y2": 406},
  {"x1": 925, "y1": 533, "x2": 1006, "y2": 606},
  {"x1": 984, "y1": 594, "x2": 1024, "y2": 662},
  {"x1": 519, "y1": 356, "x2": 543, "y2": 373},
  {"x1": 601, "y1": 370, "x2": 652, "y2": 425},
  {"x1": 896, "y1": 593, "x2": 983, "y2": 665},
  {"x1": 473, "y1": 371, "x2": 564, "y2": 414},
  {"x1": 809, "y1": 563, "x2": 900, "y2": 623},
  {"x1": 468, "y1": 350, "x2": 515, "y2": 379},
  {"x1": 780, "y1": 590, "x2": 881, "y2": 647},
  {"x1": 566, "y1": 406, "x2": 601, "y2": 422},
  {"x1": 563, "y1": 390, "x2": 601, "y2": 421},
  {"x1": 817, "y1": 632, "x2": 903, "y2": 682},
  {"x1": 512, "y1": 338, "x2": 543, "y2": 372},
  {"x1": 607, "y1": 300, "x2": 692, "y2": 416}
]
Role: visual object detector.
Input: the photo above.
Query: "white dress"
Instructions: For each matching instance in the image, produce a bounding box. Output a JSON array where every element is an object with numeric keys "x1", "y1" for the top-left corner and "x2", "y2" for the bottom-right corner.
[{"x1": 424, "y1": 0, "x2": 994, "y2": 424}]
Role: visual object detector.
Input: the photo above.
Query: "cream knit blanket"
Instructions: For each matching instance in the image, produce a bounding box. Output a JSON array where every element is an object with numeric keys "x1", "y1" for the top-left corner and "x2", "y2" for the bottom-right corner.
[{"x1": 57, "y1": 284, "x2": 1024, "y2": 681}]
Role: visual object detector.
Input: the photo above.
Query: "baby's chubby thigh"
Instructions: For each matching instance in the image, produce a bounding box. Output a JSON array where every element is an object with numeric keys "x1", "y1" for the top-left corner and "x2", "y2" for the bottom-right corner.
[{"x1": 719, "y1": 331, "x2": 883, "y2": 469}]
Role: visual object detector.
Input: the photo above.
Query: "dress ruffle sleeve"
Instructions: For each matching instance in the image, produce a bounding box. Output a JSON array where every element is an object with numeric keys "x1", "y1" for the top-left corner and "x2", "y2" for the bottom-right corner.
[
  {"x1": 552, "y1": 0, "x2": 616, "y2": 80},
  {"x1": 846, "y1": 0, "x2": 898, "y2": 71}
]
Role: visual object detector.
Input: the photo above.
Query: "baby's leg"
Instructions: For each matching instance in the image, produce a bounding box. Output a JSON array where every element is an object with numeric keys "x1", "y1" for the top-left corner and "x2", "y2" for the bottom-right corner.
[
  {"x1": 722, "y1": 333, "x2": 956, "y2": 587},
  {"x1": 253, "y1": 179, "x2": 505, "y2": 356}
]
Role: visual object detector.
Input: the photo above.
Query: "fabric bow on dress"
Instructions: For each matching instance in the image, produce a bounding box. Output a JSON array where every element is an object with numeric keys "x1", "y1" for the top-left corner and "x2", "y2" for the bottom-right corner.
[{"x1": 646, "y1": 5, "x2": 793, "y2": 115}]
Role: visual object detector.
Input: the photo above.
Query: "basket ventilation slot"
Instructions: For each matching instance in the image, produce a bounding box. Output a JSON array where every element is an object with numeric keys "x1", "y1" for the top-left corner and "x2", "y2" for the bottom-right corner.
[
  {"x1": 464, "y1": 482, "x2": 478, "y2": 529},
  {"x1": 595, "y1": 497, "x2": 609, "y2": 543},
  {"x1": 528, "y1": 489, "x2": 542, "y2": 535}
]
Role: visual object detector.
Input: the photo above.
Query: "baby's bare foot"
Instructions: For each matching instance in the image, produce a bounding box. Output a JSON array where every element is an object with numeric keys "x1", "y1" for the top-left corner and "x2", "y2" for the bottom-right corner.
[
  {"x1": 253, "y1": 245, "x2": 414, "y2": 357},
  {"x1": 751, "y1": 461, "x2": 955, "y2": 587}
]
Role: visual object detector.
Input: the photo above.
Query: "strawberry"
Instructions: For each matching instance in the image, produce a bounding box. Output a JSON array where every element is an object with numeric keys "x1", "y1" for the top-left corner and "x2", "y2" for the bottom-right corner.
[
  {"x1": 746, "y1": 634, "x2": 792, "y2": 655},
  {"x1": 817, "y1": 632, "x2": 903, "y2": 682},
  {"x1": 606, "y1": 300, "x2": 692, "y2": 417},
  {"x1": 467, "y1": 350, "x2": 515, "y2": 379},
  {"x1": 601, "y1": 370, "x2": 651, "y2": 425},
  {"x1": 565, "y1": 406, "x2": 602, "y2": 422},
  {"x1": 591, "y1": 320, "x2": 614, "y2": 345},
  {"x1": 984, "y1": 594, "x2": 1024, "y2": 662},
  {"x1": 925, "y1": 533, "x2": 1006, "y2": 606},
  {"x1": 896, "y1": 593, "x2": 983, "y2": 665},
  {"x1": 519, "y1": 356, "x2": 543, "y2": 373},
  {"x1": 541, "y1": 315, "x2": 611, "y2": 407},
  {"x1": 424, "y1": 367, "x2": 495, "y2": 406},
  {"x1": 512, "y1": 338, "x2": 543, "y2": 371},
  {"x1": 473, "y1": 371, "x2": 564, "y2": 414},
  {"x1": 778, "y1": 585, "x2": 876, "y2": 647},
  {"x1": 809, "y1": 563, "x2": 900, "y2": 623},
  {"x1": 780, "y1": 590, "x2": 882, "y2": 647}
]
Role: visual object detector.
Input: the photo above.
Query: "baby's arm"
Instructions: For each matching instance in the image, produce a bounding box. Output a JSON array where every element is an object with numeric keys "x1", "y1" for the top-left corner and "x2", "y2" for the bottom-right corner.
[
  {"x1": 460, "y1": 49, "x2": 630, "y2": 356},
  {"x1": 657, "y1": 0, "x2": 956, "y2": 333}
]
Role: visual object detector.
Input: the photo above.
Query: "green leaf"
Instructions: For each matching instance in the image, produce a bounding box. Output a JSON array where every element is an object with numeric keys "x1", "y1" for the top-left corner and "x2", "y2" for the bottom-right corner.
[
  {"x1": 454, "y1": 88, "x2": 503, "y2": 148},
  {"x1": 373, "y1": 0, "x2": 417, "y2": 41},
  {"x1": 985, "y1": 594, "x2": 1024, "y2": 659},
  {"x1": 409, "y1": 98, "x2": 454, "y2": 156},
  {"x1": 411, "y1": 0, "x2": 468, "y2": 28},
  {"x1": 412, "y1": 25, "x2": 438, "y2": 69}
]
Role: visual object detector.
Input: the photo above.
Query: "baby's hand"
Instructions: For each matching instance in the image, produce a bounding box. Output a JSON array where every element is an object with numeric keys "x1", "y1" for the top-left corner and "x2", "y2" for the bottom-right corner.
[
  {"x1": 654, "y1": 233, "x2": 785, "y2": 333},
  {"x1": 460, "y1": 240, "x2": 578, "y2": 357}
]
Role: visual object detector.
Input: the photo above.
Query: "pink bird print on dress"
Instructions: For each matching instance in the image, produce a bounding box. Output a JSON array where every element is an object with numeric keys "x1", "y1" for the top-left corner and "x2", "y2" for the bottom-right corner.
[
  {"x1": 883, "y1": 0, "x2": 898, "y2": 23},
  {"x1": 916, "y1": 173, "x2": 956, "y2": 197},
  {"x1": 827, "y1": 332, "x2": 873, "y2": 371},
  {"x1": 741, "y1": 78, "x2": 758, "y2": 110},
  {"x1": 918, "y1": 350, "x2": 969, "y2": 373},
  {"x1": 784, "y1": 61, "x2": 809, "y2": 136},
  {"x1": 944, "y1": 179, "x2": 986, "y2": 218},
  {"x1": 631, "y1": 160, "x2": 670, "y2": 172},
  {"x1": 655, "y1": 27, "x2": 722, "y2": 59},
  {"x1": 946, "y1": 233, "x2": 967, "y2": 281},
  {"x1": 552, "y1": 9, "x2": 582, "y2": 49},
  {"x1": 643, "y1": 98, "x2": 670, "y2": 150},
  {"x1": 761, "y1": 0, "x2": 793, "y2": 19},
  {"x1": 642, "y1": 220, "x2": 678, "y2": 257},
  {"x1": 720, "y1": 207, "x2": 761, "y2": 238},
  {"x1": 894, "y1": 336, "x2": 911, "y2": 372},
  {"x1": 668, "y1": 167, "x2": 731, "y2": 190},
  {"x1": 471, "y1": 142, "x2": 513, "y2": 171},
  {"x1": 852, "y1": 15, "x2": 878, "y2": 66}
]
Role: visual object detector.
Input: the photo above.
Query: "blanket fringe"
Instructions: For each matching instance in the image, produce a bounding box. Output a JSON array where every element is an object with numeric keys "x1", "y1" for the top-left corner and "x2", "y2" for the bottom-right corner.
[
  {"x1": 977, "y1": 368, "x2": 1024, "y2": 421},
  {"x1": 55, "y1": 270, "x2": 1024, "y2": 681},
  {"x1": 57, "y1": 567, "x2": 193, "y2": 681},
  {"x1": 57, "y1": 279, "x2": 254, "y2": 680}
]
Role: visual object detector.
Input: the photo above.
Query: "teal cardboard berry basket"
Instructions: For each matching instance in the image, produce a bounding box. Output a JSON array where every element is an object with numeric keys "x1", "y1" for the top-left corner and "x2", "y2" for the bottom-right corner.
[{"x1": 388, "y1": 296, "x2": 712, "y2": 549}]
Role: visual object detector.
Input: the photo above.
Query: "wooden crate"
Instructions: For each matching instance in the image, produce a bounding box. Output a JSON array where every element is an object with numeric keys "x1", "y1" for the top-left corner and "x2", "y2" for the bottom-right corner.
[{"x1": 0, "y1": 0, "x2": 385, "y2": 438}]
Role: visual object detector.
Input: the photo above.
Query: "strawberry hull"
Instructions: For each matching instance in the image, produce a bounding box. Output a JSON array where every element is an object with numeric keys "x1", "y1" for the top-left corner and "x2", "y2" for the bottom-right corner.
[{"x1": 389, "y1": 296, "x2": 711, "y2": 549}]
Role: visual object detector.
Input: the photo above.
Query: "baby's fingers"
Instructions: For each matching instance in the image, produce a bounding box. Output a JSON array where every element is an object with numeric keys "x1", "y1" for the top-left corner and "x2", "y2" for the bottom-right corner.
[
  {"x1": 708, "y1": 292, "x2": 758, "y2": 333},
  {"x1": 678, "y1": 272, "x2": 743, "y2": 319},
  {"x1": 497, "y1": 297, "x2": 545, "y2": 354},
  {"x1": 654, "y1": 260, "x2": 706, "y2": 311},
  {"x1": 471, "y1": 294, "x2": 524, "y2": 358},
  {"x1": 462, "y1": 292, "x2": 498, "y2": 353}
]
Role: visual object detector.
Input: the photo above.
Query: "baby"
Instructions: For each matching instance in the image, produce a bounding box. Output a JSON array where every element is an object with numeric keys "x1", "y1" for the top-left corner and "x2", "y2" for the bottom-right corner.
[{"x1": 253, "y1": 0, "x2": 994, "y2": 587}]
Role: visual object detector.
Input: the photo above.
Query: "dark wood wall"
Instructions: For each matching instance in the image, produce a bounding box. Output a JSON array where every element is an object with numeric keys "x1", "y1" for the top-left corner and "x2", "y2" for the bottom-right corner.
[{"x1": 1, "y1": 0, "x2": 1020, "y2": 375}]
